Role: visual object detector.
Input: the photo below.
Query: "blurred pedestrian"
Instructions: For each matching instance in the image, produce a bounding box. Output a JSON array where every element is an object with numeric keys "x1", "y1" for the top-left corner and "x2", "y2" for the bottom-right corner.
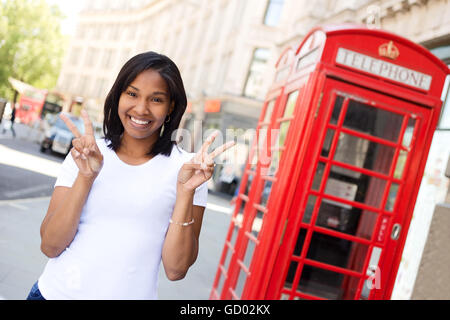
[
  {"x1": 1, "y1": 104, "x2": 16, "y2": 138},
  {"x1": 27, "y1": 51, "x2": 235, "y2": 300}
]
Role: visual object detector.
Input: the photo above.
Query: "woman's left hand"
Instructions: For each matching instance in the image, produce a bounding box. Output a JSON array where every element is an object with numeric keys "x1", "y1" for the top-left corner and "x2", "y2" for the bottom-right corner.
[{"x1": 177, "y1": 131, "x2": 235, "y2": 194}]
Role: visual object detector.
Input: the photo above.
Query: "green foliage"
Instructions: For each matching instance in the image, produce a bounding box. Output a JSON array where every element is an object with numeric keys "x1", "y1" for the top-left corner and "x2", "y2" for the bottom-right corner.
[{"x1": 0, "y1": 0, "x2": 68, "y2": 100}]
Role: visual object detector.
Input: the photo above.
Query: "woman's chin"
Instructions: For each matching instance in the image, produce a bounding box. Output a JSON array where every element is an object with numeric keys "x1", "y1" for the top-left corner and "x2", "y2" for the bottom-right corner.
[{"x1": 124, "y1": 127, "x2": 160, "y2": 141}]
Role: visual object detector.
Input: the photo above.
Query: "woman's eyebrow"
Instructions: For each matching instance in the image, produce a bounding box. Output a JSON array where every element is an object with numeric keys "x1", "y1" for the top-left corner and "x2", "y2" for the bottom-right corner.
[
  {"x1": 152, "y1": 91, "x2": 168, "y2": 96},
  {"x1": 127, "y1": 85, "x2": 167, "y2": 96}
]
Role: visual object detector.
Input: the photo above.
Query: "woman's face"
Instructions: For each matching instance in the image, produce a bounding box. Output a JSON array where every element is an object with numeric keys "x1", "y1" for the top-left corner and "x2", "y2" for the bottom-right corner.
[{"x1": 118, "y1": 68, "x2": 173, "y2": 142}]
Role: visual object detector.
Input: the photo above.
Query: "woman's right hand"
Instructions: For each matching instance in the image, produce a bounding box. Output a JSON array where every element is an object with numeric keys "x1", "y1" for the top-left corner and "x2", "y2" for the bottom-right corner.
[{"x1": 60, "y1": 109, "x2": 104, "y2": 179}]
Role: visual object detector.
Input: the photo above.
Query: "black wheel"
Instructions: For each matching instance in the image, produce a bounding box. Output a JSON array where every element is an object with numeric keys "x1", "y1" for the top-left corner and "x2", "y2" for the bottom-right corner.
[{"x1": 230, "y1": 180, "x2": 238, "y2": 195}]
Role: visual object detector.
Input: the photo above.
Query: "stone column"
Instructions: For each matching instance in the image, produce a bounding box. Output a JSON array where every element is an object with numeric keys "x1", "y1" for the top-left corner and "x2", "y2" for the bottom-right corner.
[{"x1": 411, "y1": 155, "x2": 450, "y2": 299}]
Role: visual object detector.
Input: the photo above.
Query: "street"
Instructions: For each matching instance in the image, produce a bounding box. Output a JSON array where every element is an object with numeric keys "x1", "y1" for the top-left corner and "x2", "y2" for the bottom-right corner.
[{"x1": 0, "y1": 123, "x2": 233, "y2": 300}]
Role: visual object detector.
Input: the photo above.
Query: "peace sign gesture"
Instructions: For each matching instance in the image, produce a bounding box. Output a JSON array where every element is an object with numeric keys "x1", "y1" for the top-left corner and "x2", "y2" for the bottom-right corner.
[
  {"x1": 177, "y1": 131, "x2": 236, "y2": 193},
  {"x1": 60, "y1": 110, "x2": 104, "y2": 179}
]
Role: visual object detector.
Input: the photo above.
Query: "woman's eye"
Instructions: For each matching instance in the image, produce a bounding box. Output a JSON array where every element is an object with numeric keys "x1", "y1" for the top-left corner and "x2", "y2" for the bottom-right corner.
[
  {"x1": 151, "y1": 97, "x2": 163, "y2": 103},
  {"x1": 127, "y1": 91, "x2": 137, "y2": 97}
]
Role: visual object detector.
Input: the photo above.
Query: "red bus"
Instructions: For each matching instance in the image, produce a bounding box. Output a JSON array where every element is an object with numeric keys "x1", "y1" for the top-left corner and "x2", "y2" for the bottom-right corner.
[{"x1": 16, "y1": 87, "x2": 48, "y2": 125}]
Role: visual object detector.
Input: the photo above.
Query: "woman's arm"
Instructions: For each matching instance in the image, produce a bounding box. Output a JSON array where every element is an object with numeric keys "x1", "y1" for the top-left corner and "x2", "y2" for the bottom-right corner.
[
  {"x1": 161, "y1": 189, "x2": 205, "y2": 281},
  {"x1": 40, "y1": 174, "x2": 95, "y2": 258},
  {"x1": 40, "y1": 110, "x2": 103, "y2": 258},
  {"x1": 162, "y1": 131, "x2": 235, "y2": 281}
]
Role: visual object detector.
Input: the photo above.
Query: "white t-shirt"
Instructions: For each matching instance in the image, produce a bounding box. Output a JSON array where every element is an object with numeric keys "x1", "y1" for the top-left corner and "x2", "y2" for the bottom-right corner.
[{"x1": 38, "y1": 138, "x2": 208, "y2": 300}]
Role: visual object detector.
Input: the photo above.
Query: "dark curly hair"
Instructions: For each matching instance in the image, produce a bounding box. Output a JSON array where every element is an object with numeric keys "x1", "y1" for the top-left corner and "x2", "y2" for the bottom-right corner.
[{"x1": 103, "y1": 51, "x2": 187, "y2": 157}]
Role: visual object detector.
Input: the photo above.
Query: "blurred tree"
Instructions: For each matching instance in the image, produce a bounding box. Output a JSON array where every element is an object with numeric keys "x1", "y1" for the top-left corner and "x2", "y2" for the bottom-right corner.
[{"x1": 0, "y1": 0, "x2": 68, "y2": 102}]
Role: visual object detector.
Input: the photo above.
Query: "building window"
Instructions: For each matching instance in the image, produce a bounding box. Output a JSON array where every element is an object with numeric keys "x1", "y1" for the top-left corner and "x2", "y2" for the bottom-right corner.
[
  {"x1": 431, "y1": 45, "x2": 450, "y2": 130},
  {"x1": 69, "y1": 48, "x2": 80, "y2": 65},
  {"x1": 60, "y1": 73, "x2": 72, "y2": 92},
  {"x1": 75, "y1": 24, "x2": 84, "y2": 39},
  {"x1": 243, "y1": 48, "x2": 270, "y2": 99},
  {"x1": 109, "y1": 24, "x2": 120, "y2": 40},
  {"x1": 215, "y1": 54, "x2": 231, "y2": 94},
  {"x1": 438, "y1": 71, "x2": 450, "y2": 130},
  {"x1": 93, "y1": 0, "x2": 106, "y2": 10},
  {"x1": 127, "y1": 24, "x2": 137, "y2": 40},
  {"x1": 77, "y1": 76, "x2": 91, "y2": 97},
  {"x1": 119, "y1": 48, "x2": 131, "y2": 65},
  {"x1": 85, "y1": 47, "x2": 98, "y2": 67},
  {"x1": 102, "y1": 49, "x2": 116, "y2": 69},
  {"x1": 95, "y1": 78, "x2": 107, "y2": 99},
  {"x1": 263, "y1": 0, "x2": 284, "y2": 27},
  {"x1": 111, "y1": 0, "x2": 121, "y2": 10},
  {"x1": 92, "y1": 24, "x2": 103, "y2": 40},
  {"x1": 232, "y1": 0, "x2": 246, "y2": 31}
]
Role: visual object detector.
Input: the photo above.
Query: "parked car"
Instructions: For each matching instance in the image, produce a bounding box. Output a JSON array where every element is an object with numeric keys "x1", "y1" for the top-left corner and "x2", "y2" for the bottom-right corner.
[{"x1": 40, "y1": 113, "x2": 85, "y2": 156}]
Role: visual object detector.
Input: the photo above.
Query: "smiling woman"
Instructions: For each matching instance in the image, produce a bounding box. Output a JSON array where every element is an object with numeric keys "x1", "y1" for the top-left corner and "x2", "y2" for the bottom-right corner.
[
  {"x1": 103, "y1": 52, "x2": 187, "y2": 159},
  {"x1": 28, "y1": 51, "x2": 235, "y2": 300},
  {"x1": 118, "y1": 70, "x2": 172, "y2": 142}
]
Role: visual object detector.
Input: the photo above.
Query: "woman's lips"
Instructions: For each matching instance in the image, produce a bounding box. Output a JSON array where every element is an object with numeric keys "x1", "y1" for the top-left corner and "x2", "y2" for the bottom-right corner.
[{"x1": 128, "y1": 115, "x2": 152, "y2": 129}]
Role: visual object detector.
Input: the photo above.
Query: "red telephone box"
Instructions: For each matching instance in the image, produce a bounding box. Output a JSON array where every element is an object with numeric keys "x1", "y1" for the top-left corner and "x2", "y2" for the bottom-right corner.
[{"x1": 210, "y1": 25, "x2": 449, "y2": 300}]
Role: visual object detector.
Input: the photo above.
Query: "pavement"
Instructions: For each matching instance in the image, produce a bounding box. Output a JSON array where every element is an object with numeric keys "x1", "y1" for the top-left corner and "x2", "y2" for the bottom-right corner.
[
  {"x1": 0, "y1": 197, "x2": 50, "y2": 300},
  {"x1": 0, "y1": 121, "x2": 235, "y2": 300},
  {"x1": 0, "y1": 193, "x2": 233, "y2": 300}
]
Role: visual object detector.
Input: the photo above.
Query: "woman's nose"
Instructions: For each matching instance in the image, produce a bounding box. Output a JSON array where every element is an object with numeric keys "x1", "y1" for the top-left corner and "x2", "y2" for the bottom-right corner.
[{"x1": 133, "y1": 99, "x2": 150, "y2": 114}]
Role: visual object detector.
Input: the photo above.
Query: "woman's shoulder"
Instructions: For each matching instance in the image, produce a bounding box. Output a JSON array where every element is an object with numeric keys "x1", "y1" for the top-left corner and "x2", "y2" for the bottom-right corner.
[
  {"x1": 95, "y1": 137, "x2": 114, "y2": 156},
  {"x1": 96, "y1": 137, "x2": 109, "y2": 149},
  {"x1": 169, "y1": 143, "x2": 195, "y2": 163}
]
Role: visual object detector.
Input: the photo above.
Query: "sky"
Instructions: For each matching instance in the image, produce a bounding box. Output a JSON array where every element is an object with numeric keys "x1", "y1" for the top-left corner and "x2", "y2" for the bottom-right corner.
[{"x1": 46, "y1": 0, "x2": 83, "y2": 35}]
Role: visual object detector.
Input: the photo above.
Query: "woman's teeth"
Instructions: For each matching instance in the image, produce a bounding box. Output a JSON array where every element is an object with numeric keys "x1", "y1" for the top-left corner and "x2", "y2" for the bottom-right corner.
[{"x1": 130, "y1": 116, "x2": 150, "y2": 125}]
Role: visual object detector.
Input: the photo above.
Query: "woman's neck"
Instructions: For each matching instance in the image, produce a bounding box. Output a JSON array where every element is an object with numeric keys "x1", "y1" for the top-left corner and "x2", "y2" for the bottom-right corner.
[{"x1": 117, "y1": 133, "x2": 157, "y2": 159}]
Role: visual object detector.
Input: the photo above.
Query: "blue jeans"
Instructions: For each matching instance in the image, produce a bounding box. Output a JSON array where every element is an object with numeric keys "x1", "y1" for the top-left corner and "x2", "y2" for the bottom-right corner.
[{"x1": 26, "y1": 281, "x2": 46, "y2": 300}]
